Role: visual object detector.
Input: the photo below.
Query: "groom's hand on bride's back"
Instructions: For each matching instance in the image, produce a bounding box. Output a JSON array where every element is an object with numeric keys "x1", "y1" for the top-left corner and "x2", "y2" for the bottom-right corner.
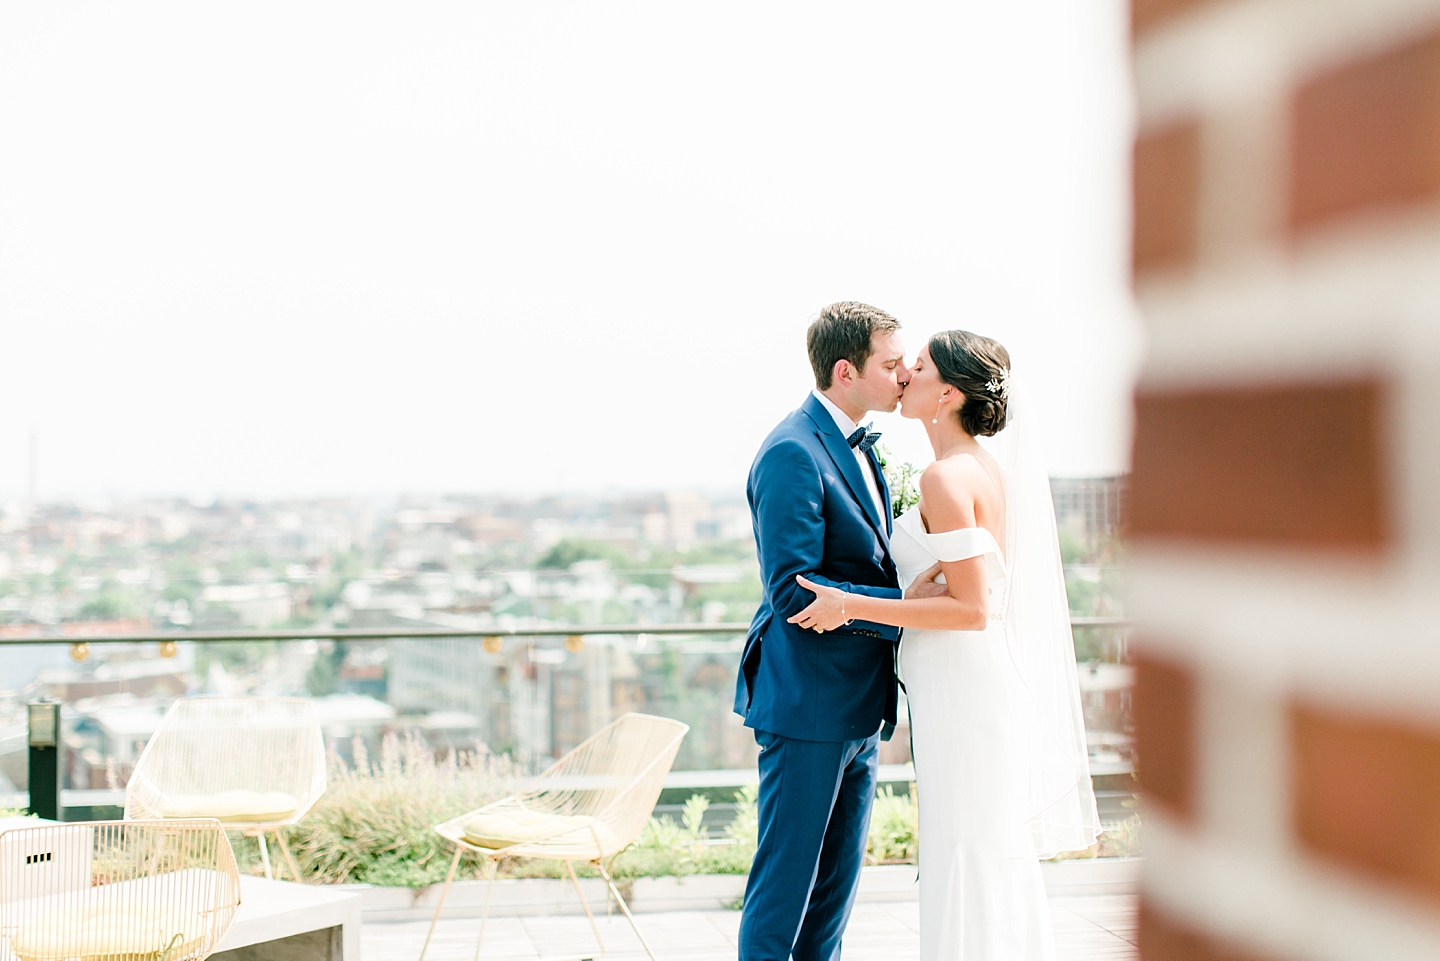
[{"x1": 905, "y1": 563, "x2": 948, "y2": 600}]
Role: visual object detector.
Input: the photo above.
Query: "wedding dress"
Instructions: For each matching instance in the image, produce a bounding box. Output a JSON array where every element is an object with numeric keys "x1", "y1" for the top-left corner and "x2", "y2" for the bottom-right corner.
[{"x1": 894, "y1": 379, "x2": 1101, "y2": 961}]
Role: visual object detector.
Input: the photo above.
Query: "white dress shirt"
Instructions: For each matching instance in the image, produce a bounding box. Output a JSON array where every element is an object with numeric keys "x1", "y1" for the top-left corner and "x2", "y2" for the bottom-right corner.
[{"x1": 811, "y1": 389, "x2": 887, "y2": 525}]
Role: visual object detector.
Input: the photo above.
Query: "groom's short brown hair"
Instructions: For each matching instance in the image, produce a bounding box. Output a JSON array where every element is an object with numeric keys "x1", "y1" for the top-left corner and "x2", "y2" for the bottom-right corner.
[{"x1": 807, "y1": 302, "x2": 901, "y2": 390}]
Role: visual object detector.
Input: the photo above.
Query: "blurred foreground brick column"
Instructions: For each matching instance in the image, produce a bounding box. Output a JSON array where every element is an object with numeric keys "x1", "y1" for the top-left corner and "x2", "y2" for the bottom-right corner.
[{"x1": 1130, "y1": 1, "x2": 1440, "y2": 958}]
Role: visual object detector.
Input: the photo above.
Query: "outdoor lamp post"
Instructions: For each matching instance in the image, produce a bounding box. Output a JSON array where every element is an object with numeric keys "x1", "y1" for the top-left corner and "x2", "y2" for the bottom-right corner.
[{"x1": 27, "y1": 699, "x2": 63, "y2": 821}]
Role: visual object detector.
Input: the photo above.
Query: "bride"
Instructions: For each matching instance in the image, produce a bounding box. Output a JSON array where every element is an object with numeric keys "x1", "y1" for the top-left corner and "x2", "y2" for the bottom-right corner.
[{"x1": 788, "y1": 330, "x2": 1101, "y2": 960}]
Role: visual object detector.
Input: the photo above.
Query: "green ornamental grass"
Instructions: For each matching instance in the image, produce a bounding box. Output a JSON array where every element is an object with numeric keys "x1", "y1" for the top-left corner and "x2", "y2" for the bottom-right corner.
[{"x1": 245, "y1": 733, "x2": 1135, "y2": 887}]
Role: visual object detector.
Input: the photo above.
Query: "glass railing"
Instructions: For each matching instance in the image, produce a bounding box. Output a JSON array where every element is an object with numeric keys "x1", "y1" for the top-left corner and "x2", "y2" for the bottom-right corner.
[{"x1": 0, "y1": 619, "x2": 1137, "y2": 860}]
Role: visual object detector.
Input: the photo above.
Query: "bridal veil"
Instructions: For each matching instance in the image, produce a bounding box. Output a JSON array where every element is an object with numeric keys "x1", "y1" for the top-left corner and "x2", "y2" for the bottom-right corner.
[{"x1": 979, "y1": 374, "x2": 1103, "y2": 859}]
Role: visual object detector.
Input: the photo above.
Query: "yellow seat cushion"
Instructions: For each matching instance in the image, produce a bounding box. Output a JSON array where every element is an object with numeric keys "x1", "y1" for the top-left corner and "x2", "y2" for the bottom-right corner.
[
  {"x1": 461, "y1": 809, "x2": 595, "y2": 849},
  {"x1": 11, "y1": 900, "x2": 204, "y2": 961},
  {"x1": 159, "y1": 790, "x2": 299, "y2": 823}
]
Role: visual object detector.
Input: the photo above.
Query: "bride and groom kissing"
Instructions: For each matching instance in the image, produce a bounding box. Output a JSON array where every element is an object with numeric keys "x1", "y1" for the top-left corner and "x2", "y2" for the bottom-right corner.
[{"x1": 733, "y1": 302, "x2": 1101, "y2": 961}]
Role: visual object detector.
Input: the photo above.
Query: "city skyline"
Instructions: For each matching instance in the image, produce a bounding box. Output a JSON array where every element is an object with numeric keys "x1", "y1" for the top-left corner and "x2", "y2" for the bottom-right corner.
[
  {"x1": 0, "y1": 478, "x2": 1128, "y2": 782},
  {"x1": 5, "y1": 435, "x2": 1127, "y2": 508}
]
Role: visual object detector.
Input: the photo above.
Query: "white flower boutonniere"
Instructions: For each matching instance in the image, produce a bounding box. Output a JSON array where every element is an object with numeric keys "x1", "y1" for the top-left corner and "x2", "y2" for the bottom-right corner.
[{"x1": 875, "y1": 443, "x2": 921, "y2": 519}]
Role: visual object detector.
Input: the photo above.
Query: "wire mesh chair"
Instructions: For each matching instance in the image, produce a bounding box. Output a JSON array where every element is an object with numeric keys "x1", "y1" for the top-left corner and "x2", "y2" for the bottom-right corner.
[
  {"x1": 0, "y1": 819, "x2": 241, "y2": 961},
  {"x1": 420, "y1": 712, "x2": 689, "y2": 961},
  {"x1": 125, "y1": 697, "x2": 327, "y2": 882}
]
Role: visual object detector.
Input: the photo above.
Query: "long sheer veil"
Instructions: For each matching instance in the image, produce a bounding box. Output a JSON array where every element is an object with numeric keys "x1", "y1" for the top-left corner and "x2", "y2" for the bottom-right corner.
[{"x1": 979, "y1": 374, "x2": 1103, "y2": 859}]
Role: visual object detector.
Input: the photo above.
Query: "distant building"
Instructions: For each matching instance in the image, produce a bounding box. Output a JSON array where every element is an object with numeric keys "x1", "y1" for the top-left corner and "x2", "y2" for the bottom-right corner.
[
  {"x1": 1049, "y1": 475, "x2": 1127, "y2": 552},
  {"x1": 1077, "y1": 661, "x2": 1134, "y2": 769},
  {"x1": 310, "y1": 693, "x2": 397, "y2": 739},
  {"x1": 387, "y1": 635, "x2": 503, "y2": 736},
  {"x1": 91, "y1": 702, "x2": 166, "y2": 768},
  {"x1": 388, "y1": 626, "x2": 758, "y2": 772},
  {"x1": 663, "y1": 492, "x2": 709, "y2": 545},
  {"x1": 37, "y1": 661, "x2": 188, "y2": 702},
  {"x1": 198, "y1": 582, "x2": 292, "y2": 628}
]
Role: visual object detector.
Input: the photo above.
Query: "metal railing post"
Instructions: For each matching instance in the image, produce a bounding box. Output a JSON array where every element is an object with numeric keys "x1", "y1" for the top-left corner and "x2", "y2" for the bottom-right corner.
[{"x1": 27, "y1": 699, "x2": 63, "y2": 821}]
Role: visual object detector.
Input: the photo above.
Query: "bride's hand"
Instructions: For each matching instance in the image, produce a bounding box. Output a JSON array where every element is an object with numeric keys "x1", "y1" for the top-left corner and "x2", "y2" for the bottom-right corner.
[
  {"x1": 905, "y1": 563, "x2": 949, "y2": 600},
  {"x1": 787, "y1": 575, "x2": 851, "y2": 633}
]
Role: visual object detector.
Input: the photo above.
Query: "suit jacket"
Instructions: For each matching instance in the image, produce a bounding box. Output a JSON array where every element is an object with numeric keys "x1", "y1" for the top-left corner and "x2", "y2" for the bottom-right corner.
[{"x1": 734, "y1": 392, "x2": 903, "y2": 742}]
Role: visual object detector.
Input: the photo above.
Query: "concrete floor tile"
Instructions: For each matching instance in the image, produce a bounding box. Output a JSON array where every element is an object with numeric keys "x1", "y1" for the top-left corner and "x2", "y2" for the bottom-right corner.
[{"x1": 367, "y1": 894, "x2": 1140, "y2": 961}]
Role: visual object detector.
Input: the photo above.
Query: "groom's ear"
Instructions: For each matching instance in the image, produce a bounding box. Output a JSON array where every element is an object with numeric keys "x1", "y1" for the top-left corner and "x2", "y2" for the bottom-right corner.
[{"x1": 832, "y1": 358, "x2": 856, "y2": 388}]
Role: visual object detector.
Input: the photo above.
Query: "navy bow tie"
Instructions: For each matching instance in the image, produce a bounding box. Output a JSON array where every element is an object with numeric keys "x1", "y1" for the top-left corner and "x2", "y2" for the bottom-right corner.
[{"x1": 847, "y1": 424, "x2": 882, "y2": 454}]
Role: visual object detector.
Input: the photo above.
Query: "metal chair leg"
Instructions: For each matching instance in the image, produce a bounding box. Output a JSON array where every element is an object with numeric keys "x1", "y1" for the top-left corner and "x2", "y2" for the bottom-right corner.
[
  {"x1": 255, "y1": 831, "x2": 274, "y2": 879},
  {"x1": 565, "y1": 860, "x2": 606, "y2": 958},
  {"x1": 275, "y1": 830, "x2": 304, "y2": 882},
  {"x1": 596, "y1": 861, "x2": 658, "y2": 961},
  {"x1": 144, "y1": 827, "x2": 169, "y2": 878},
  {"x1": 602, "y1": 855, "x2": 615, "y2": 919},
  {"x1": 472, "y1": 858, "x2": 497, "y2": 961},
  {"x1": 419, "y1": 847, "x2": 463, "y2": 961}
]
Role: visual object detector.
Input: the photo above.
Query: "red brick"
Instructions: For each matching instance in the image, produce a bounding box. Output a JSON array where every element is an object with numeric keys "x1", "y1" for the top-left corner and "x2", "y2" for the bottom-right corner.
[
  {"x1": 1139, "y1": 901, "x2": 1283, "y2": 960},
  {"x1": 1134, "y1": 654, "x2": 1198, "y2": 821},
  {"x1": 1292, "y1": 704, "x2": 1440, "y2": 904},
  {"x1": 1128, "y1": 379, "x2": 1390, "y2": 551},
  {"x1": 1134, "y1": 121, "x2": 1202, "y2": 277},
  {"x1": 1132, "y1": 0, "x2": 1216, "y2": 39},
  {"x1": 1290, "y1": 31, "x2": 1440, "y2": 233}
]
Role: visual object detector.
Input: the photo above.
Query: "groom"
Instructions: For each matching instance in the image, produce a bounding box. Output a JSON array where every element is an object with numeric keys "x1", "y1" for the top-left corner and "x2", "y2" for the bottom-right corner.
[{"x1": 735, "y1": 302, "x2": 910, "y2": 961}]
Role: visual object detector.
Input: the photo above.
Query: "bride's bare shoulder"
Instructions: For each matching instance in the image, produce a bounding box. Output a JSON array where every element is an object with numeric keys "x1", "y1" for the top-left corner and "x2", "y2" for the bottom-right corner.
[
  {"x1": 921, "y1": 452, "x2": 991, "y2": 492},
  {"x1": 918, "y1": 456, "x2": 986, "y2": 530}
]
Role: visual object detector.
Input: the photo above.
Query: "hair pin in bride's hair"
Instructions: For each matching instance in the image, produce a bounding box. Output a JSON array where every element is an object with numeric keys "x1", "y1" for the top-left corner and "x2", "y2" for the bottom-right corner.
[{"x1": 985, "y1": 368, "x2": 1010, "y2": 399}]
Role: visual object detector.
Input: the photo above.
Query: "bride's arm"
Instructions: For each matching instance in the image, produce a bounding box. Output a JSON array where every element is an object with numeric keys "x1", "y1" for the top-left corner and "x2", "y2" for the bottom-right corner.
[
  {"x1": 753, "y1": 439, "x2": 903, "y2": 639},
  {"x1": 788, "y1": 467, "x2": 991, "y2": 633},
  {"x1": 791, "y1": 558, "x2": 989, "y2": 633}
]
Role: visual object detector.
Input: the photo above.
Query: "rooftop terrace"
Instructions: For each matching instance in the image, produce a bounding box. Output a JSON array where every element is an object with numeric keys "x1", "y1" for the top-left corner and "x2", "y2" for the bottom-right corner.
[{"x1": 361, "y1": 895, "x2": 1139, "y2": 961}]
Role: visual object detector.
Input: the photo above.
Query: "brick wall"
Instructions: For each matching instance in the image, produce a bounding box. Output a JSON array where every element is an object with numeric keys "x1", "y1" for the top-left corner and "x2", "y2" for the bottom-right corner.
[{"x1": 1129, "y1": 1, "x2": 1440, "y2": 958}]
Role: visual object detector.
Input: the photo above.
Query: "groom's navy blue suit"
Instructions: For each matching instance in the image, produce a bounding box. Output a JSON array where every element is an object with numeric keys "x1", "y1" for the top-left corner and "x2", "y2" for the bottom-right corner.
[{"x1": 735, "y1": 392, "x2": 902, "y2": 961}]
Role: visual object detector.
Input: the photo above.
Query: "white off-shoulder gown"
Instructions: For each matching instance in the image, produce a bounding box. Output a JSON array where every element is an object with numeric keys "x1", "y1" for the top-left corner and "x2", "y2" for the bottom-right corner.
[{"x1": 893, "y1": 504, "x2": 1057, "y2": 961}]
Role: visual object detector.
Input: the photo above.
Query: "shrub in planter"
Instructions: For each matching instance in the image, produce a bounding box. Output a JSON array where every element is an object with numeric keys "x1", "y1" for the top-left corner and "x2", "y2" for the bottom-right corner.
[
  {"x1": 268, "y1": 733, "x2": 760, "y2": 888},
  {"x1": 256, "y1": 735, "x2": 1144, "y2": 888},
  {"x1": 867, "y1": 785, "x2": 917, "y2": 863},
  {"x1": 1048, "y1": 813, "x2": 1143, "y2": 861},
  {"x1": 280, "y1": 732, "x2": 524, "y2": 887}
]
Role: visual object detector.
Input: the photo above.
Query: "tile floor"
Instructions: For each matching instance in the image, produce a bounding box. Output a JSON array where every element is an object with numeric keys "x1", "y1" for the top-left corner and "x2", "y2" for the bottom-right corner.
[{"x1": 370, "y1": 894, "x2": 1138, "y2": 960}]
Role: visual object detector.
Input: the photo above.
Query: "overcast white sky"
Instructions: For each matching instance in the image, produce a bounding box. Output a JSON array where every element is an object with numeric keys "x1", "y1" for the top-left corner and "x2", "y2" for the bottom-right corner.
[{"x1": 0, "y1": 1, "x2": 1140, "y2": 502}]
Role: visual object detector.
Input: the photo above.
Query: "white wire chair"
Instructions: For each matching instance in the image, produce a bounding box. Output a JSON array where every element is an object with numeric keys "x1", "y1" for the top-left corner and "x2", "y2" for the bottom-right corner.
[
  {"x1": 0, "y1": 819, "x2": 241, "y2": 961},
  {"x1": 420, "y1": 712, "x2": 689, "y2": 961},
  {"x1": 125, "y1": 697, "x2": 327, "y2": 882}
]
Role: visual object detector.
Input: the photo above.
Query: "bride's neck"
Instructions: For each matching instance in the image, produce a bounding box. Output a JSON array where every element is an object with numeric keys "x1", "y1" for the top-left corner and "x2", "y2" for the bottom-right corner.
[{"x1": 925, "y1": 419, "x2": 977, "y2": 460}]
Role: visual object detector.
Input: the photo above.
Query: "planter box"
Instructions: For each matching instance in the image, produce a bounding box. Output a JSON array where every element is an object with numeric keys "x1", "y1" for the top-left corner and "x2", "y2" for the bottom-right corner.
[
  {"x1": 846, "y1": 860, "x2": 1141, "y2": 901},
  {"x1": 339, "y1": 858, "x2": 1139, "y2": 922},
  {"x1": 212, "y1": 876, "x2": 363, "y2": 961},
  {"x1": 1041, "y1": 856, "x2": 1142, "y2": 896},
  {"x1": 347, "y1": 872, "x2": 747, "y2": 922}
]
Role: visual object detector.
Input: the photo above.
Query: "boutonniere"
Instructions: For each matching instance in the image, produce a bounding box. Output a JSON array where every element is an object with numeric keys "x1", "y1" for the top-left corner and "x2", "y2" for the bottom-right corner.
[{"x1": 875, "y1": 443, "x2": 921, "y2": 519}]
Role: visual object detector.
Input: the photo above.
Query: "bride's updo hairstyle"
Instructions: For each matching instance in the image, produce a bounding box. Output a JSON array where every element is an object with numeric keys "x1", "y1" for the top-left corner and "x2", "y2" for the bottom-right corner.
[{"x1": 928, "y1": 330, "x2": 1011, "y2": 437}]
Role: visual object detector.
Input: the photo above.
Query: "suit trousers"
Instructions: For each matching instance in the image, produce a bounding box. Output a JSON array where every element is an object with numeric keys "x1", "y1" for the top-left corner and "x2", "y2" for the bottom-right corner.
[{"x1": 738, "y1": 728, "x2": 881, "y2": 961}]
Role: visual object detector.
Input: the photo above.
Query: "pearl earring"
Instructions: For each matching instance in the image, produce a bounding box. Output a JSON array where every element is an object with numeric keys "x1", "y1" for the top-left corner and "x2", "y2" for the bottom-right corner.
[{"x1": 932, "y1": 397, "x2": 943, "y2": 425}]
